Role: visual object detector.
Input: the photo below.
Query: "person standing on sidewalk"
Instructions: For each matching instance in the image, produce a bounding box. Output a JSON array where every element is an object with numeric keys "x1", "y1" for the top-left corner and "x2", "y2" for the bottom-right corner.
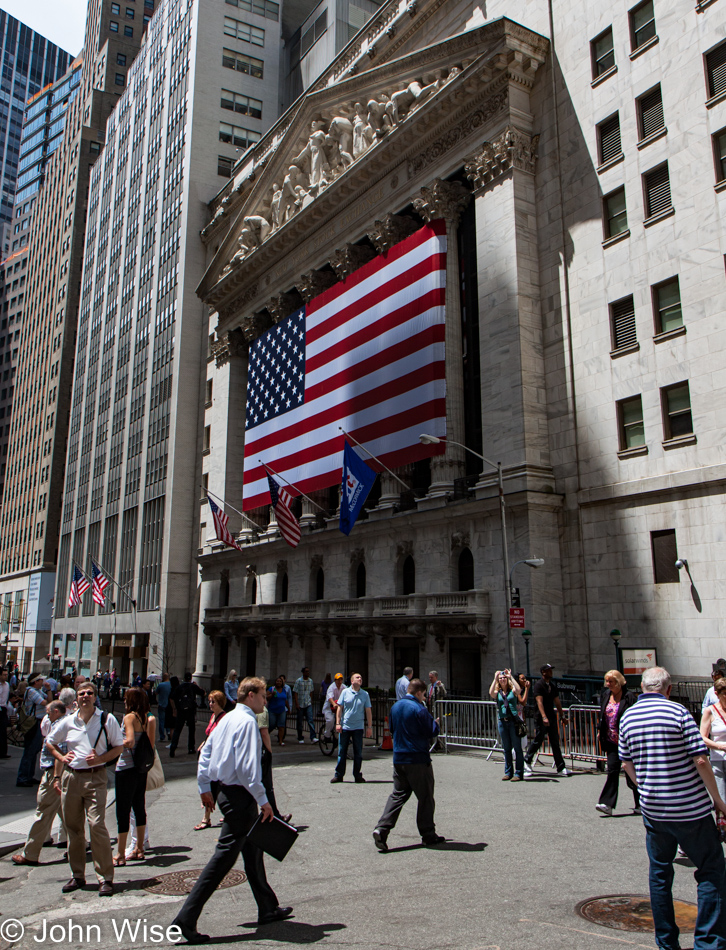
[
  {"x1": 323, "y1": 674, "x2": 345, "y2": 739},
  {"x1": 372, "y1": 678, "x2": 444, "y2": 851},
  {"x1": 224, "y1": 671, "x2": 239, "y2": 711},
  {"x1": 331, "y1": 673, "x2": 372, "y2": 784},
  {"x1": 46, "y1": 681, "x2": 124, "y2": 896},
  {"x1": 170, "y1": 673, "x2": 205, "y2": 757},
  {"x1": 0, "y1": 667, "x2": 12, "y2": 759},
  {"x1": 524, "y1": 664, "x2": 569, "y2": 777},
  {"x1": 16, "y1": 673, "x2": 52, "y2": 786},
  {"x1": 619, "y1": 666, "x2": 726, "y2": 950},
  {"x1": 395, "y1": 667, "x2": 413, "y2": 701},
  {"x1": 293, "y1": 667, "x2": 317, "y2": 744},
  {"x1": 156, "y1": 673, "x2": 171, "y2": 742},
  {"x1": 489, "y1": 670, "x2": 524, "y2": 782},
  {"x1": 596, "y1": 670, "x2": 639, "y2": 816}
]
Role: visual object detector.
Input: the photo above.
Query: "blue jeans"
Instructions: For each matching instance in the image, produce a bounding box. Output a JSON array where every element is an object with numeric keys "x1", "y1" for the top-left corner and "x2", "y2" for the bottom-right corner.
[
  {"x1": 643, "y1": 813, "x2": 726, "y2": 949},
  {"x1": 498, "y1": 719, "x2": 524, "y2": 778},
  {"x1": 17, "y1": 721, "x2": 43, "y2": 784},
  {"x1": 157, "y1": 705, "x2": 167, "y2": 739},
  {"x1": 268, "y1": 708, "x2": 287, "y2": 731},
  {"x1": 296, "y1": 705, "x2": 316, "y2": 741},
  {"x1": 335, "y1": 729, "x2": 363, "y2": 779}
]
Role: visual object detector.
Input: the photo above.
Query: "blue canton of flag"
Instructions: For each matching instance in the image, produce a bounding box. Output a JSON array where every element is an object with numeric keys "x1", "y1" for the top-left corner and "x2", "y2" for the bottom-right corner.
[
  {"x1": 339, "y1": 441, "x2": 377, "y2": 536},
  {"x1": 245, "y1": 307, "x2": 306, "y2": 431}
]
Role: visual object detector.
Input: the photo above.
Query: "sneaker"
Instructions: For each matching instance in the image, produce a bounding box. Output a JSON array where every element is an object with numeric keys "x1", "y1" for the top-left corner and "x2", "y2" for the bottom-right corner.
[
  {"x1": 596, "y1": 803, "x2": 613, "y2": 816},
  {"x1": 372, "y1": 830, "x2": 388, "y2": 852},
  {"x1": 523, "y1": 760, "x2": 533, "y2": 775},
  {"x1": 298, "y1": 740, "x2": 305, "y2": 745},
  {"x1": 677, "y1": 846, "x2": 687, "y2": 858},
  {"x1": 165, "y1": 743, "x2": 171, "y2": 749},
  {"x1": 633, "y1": 807, "x2": 642, "y2": 815},
  {"x1": 312, "y1": 737, "x2": 318, "y2": 743},
  {"x1": 557, "y1": 767, "x2": 570, "y2": 777}
]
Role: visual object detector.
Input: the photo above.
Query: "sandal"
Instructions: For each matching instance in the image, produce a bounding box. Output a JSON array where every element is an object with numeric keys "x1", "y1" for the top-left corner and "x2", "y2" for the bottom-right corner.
[
  {"x1": 128, "y1": 849, "x2": 145, "y2": 861},
  {"x1": 193, "y1": 820, "x2": 212, "y2": 831},
  {"x1": 112, "y1": 855, "x2": 126, "y2": 867}
]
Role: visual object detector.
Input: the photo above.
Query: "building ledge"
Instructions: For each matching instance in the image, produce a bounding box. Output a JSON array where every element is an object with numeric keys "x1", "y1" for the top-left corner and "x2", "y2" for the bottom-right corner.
[
  {"x1": 629, "y1": 35, "x2": 659, "y2": 60},
  {"x1": 597, "y1": 152, "x2": 625, "y2": 174},
  {"x1": 653, "y1": 325, "x2": 686, "y2": 343},
  {"x1": 610, "y1": 341, "x2": 640, "y2": 359},
  {"x1": 696, "y1": 0, "x2": 718, "y2": 10},
  {"x1": 662, "y1": 433, "x2": 697, "y2": 450},
  {"x1": 602, "y1": 229, "x2": 630, "y2": 248},
  {"x1": 637, "y1": 127, "x2": 667, "y2": 150},
  {"x1": 643, "y1": 206, "x2": 675, "y2": 228},
  {"x1": 715, "y1": 179, "x2": 726, "y2": 193},
  {"x1": 617, "y1": 444, "x2": 648, "y2": 460},
  {"x1": 591, "y1": 64, "x2": 617, "y2": 88},
  {"x1": 707, "y1": 88, "x2": 726, "y2": 109}
]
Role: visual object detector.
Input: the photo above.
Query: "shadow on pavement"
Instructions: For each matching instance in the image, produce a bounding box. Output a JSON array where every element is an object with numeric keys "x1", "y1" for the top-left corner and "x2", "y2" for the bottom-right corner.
[
  {"x1": 220, "y1": 921, "x2": 347, "y2": 943},
  {"x1": 138, "y1": 853, "x2": 192, "y2": 868},
  {"x1": 384, "y1": 840, "x2": 487, "y2": 854}
]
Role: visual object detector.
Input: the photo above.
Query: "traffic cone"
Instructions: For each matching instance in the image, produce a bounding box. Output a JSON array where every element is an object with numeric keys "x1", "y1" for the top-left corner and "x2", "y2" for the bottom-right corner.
[{"x1": 380, "y1": 716, "x2": 393, "y2": 751}]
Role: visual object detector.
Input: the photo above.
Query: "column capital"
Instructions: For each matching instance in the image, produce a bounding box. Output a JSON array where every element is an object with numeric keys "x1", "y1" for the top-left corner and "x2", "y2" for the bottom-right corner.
[
  {"x1": 367, "y1": 213, "x2": 419, "y2": 253},
  {"x1": 295, "y1": 268, "x2": 338, "y2": 304},
  {"x1": 329, "y1": 243, "x2": 377, "y2": 280},
  {"x1": 240, "y1": 312, "x2": 271, "y2": 344},
  {"x1": 464, "y1": 126, "x2": 540, "y2": 190},
  {"x1": 412, "y1": 178, "x2": 472, "y2": 226},
  {"x1": 211, "y1": 328, "x2": 247, "y2": 366},
  {"x1": 266, "y1": 291, "x2": 301, "y2": 324}
]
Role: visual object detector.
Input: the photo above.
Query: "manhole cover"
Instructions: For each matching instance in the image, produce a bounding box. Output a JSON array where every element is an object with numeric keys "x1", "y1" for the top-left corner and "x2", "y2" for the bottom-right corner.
[
  {"x1": 576, "y1": 895, "x2": 697, "y2": 932},
  {"x1": 144, "y1": 868, "x2": 247, "y2": 895}
]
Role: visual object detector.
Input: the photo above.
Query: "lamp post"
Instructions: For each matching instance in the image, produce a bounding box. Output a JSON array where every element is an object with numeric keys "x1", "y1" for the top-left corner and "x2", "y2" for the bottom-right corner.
[
  {"x1": 610, "y1": 628, "x2": 622, "y2": 673},
  {"x1": 521, "y1": 629, "x2": 532, "y2": 680},
  {"x1": 420, "y1": 433, "x2": 514, "y2": 667}
]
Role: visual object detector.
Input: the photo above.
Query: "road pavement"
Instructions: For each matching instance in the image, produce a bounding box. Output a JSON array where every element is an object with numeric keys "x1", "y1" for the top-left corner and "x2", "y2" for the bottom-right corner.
[{"x1": 0, "y1": 740, "x2": 704, "y2": 950}]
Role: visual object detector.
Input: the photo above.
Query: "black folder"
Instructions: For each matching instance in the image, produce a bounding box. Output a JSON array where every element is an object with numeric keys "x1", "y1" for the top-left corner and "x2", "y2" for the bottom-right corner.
[{"x1": 247, "y1": 815, "x2": 298, "y2": 862}]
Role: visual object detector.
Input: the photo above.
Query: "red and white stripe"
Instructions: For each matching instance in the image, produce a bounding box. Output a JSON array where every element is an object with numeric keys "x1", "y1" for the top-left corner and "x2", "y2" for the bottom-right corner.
[
  {"x1": 274, "y1": 484, "x2": 301, "y2": 548},
  {"x1": 242, "y1": 221, "x2": 447, "y2": 509}
]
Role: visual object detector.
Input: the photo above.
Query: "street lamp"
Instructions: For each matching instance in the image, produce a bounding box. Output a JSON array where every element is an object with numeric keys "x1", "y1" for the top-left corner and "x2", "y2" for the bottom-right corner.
[
  {"x1": 419, "y1": 433, "x2": 513, "y2": 667},
  {"x1": 521, "y1": 629, "x2": 532, "y2": 679},
  {"x1": 610, "y1": 628, "x2": 622, "y2": 672}
]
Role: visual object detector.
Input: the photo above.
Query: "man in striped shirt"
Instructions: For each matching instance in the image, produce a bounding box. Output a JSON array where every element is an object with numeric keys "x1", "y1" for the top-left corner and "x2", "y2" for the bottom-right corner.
[{"x1": 619, "y1": 666, "x2": 726, "y2": 950}]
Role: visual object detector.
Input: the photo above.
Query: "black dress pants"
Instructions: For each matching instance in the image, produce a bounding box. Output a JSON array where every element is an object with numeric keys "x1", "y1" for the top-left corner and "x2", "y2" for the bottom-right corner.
[
  {"x1": 260, "y1": 747, "x2": 281, "y2": 819},
  {"x1": 376, "y1": 762, "x2": 436, "y2": 839},
  {"x1": 599, "y1": 742, "x2": 640, "y2": 809},
  {"x1": 170, "y1": 712, "x2": 196, "y2": 754},
  {"x1": 174, "y1": 784, "x2": 278, "y2": 928},
  {"x1": 525, "y1": 715, "x2": 566, "y2": 771},
  {"x1": 0, "y1": 707, "x2": 8, "y2": 757}
]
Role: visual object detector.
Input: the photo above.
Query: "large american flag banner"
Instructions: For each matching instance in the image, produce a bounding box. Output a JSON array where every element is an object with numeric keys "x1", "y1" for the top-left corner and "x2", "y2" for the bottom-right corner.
[
  {"x1": 242, "y1": 221, "x2": 447, "y2": 510},
  {"x1": 68, "y1": 564, "x2": 90, "y2": 608}
]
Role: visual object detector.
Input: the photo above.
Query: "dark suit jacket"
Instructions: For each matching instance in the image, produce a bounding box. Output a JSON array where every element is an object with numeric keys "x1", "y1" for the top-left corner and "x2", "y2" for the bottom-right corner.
[{"x1": 598, "y1": 686, "x2": 637, "y2": 748}]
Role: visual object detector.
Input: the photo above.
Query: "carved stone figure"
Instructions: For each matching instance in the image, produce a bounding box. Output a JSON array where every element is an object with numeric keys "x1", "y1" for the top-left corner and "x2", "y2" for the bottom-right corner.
[
  {"x1": 239, "y1": 214, "x2": 271, "y2": 251},
  {"x1": 387, "y1": 78, "x2": 441, "y2": 125},
  {"x1": 353, "y1": 102, "x2": 375, "y2": 159},
  {"x1": 367, "y1": 95, "x2": 393, "y2": 138},
  {"x1": 280, "y1": 165, "x2": 308, "y2": 222},
  {"x1": 269, "y1": 181, "x2": 282, "y2": 231},
  {"x1": 327, "y1": 115, "x2": 354, "y2": 166},
  {"x1": 292, "y1": 119, "x2": 330, "y2": 192}
]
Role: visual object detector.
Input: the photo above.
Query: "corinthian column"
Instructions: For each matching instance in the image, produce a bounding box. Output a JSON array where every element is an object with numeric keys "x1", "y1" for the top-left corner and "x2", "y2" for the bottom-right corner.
[{"x1": 412, "y1": 179, "x2": 472, "y2": 496}]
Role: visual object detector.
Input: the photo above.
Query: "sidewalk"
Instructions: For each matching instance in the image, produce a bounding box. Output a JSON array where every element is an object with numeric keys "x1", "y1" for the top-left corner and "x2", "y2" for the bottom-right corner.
[{"x1": 0, "y1": 740, "x2": 703, "y2": 950}]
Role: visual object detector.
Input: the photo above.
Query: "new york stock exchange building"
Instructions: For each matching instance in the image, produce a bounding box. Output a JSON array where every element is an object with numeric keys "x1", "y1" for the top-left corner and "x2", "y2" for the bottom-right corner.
[{"x1": 192, "y1": 0, "x2": 717, "y2": 693}]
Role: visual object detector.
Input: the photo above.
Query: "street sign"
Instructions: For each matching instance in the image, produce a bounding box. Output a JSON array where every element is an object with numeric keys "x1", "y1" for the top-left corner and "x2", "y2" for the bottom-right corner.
[
  {"x1": 509, "y1": 607, "x2": 525, "y2": 628},
  {"x1": 621, "y1": 648, "x2": 657, "y2": 675},
  {"x1": 511, "y1": 588, "x2": 521, "y2": 608}
]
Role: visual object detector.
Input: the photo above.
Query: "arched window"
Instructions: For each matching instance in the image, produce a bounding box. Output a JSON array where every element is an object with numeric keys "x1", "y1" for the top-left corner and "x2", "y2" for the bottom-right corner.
[
  {"x1": 315, "y1": 567, "x2": 325, "y2": 601},
  {"x1": 280, "y1": 572, "x2": 288, "y2": 603},
  {"x1": 356, "y1": 562, "x2": 366, "y2": 598},
  {"x1": 402, "y1": 555, "x2": 415, "y2": 595},
  {"x1": 250, "y1": 575, "x2": 257, "y2": 605},
  {"x1": 219, "y1": 573, "x2": 230, "y2": 607},
  {"x1": 458, "y1": 548, "x2": 474, "y2": 591}
]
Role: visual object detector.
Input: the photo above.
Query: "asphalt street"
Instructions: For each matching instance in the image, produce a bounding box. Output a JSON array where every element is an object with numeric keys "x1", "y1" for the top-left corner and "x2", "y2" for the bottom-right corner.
[{"x1": 0, "y1": 741, "x2": 704, "y2": 950}]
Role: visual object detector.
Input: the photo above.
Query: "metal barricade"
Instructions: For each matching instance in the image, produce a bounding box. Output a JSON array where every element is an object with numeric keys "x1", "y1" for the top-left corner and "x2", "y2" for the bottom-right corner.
[
  {"x1": 436, "y1": 699, "x2": 502, "y2": 754},
  {"x1": 563, "y1": 705, "x2": 605, "y2": 765}
]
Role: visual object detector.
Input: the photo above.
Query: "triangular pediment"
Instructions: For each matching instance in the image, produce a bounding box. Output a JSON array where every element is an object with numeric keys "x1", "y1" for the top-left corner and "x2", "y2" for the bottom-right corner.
[{"x1": 198, "y1": 16, "x2": 547, "y2": 312}]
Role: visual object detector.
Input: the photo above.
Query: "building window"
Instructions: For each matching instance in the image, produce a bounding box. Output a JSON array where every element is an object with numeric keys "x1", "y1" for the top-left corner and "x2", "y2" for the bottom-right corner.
[
  {"x1": 643, "y1": 163, "x2": 672, "y2": 219},
  {"x1": 280, "y1": 572, "x2": 288, "y2": 602},
  {"x1": 205, "y1": 379, "x2": 213, "y2": 406},
  {"x1": 111, "y1": 2, "x2": 120, "y2": 11},
  {"x1": 629, "y1": 0, "x2": 656, "y2": 50},
  {"x1": 651, "y1": 529, "x2": 679, "y2": 584},
  {"x1": 222, "y1": 48, "x2": 263, "y2": 77},
  {"x1": 706, "y1": 42, "x2": 726, "y2": 101},
  {"x1": 315, "y1": 567, "x2": 324, "y2": 601},
  {"x1": 203, "y1": 425, "x2": 211, "y2": 453},
  {"x1": 219, "y1": 122, "x2": 261, "y2": 149},
  {"x1": 597, "y1": 113, "x2": 622, "y2": 164},
  {"x1": 115, "y1": 73, "x2": 125, "y2": 86},
  {"x1": 591, "y1": 27, "x2": 615, "y2": 78},
  {"x1": 653, "y1": 277, "x2": 683, "y2": 334},
  {"x1": 458, "y1": 548, "x2": 474, "y2": 591},
  {"x1": 402, "y1": 556, "x2": 415, "y2": 595},
  {"x1": 110, "y1": 20, "x2": 119, "y2": 31},
  {"x1": 617, "y1": 395, "x2": 645, "y2": 449},
  {"x1": 223, "y1": 16, "x2": 264, "y2": 45},
  {"x1": 220, "y1": 89, "x2": 262, "y2": 118},
  {"x1": 199, "y1": 521, "x2": 206, "y2": 549},
  {"x1": 117, "y1": 53, "x2": 127, "y2": 65},
  {"x1": 356, "y1": 562, "x2": 366, "y2": 598},
  {"x1": 301, "y1": 9, "x2": 327, "y2": 56},
  {"x1": 603, "y1": 187, "x2": 628, "y2": 239},
  {"x1": 610, "y1": 295, "x2": 637, "y2": 350},
  {"x1": 713, "y1": 128, "x2": 726, "y2": 183},
  {"x1": 218, "y1": 155, "x2": 234, "y2": 177},
  {"x1": 636, "y1": 85, "x2": 664, "y2": 141},
  {"x1": 661, "y1": 382, "x2": 693, "y2": 440},
  {"x1": 90, "y1": 141, "x2": 101, "y2": 154},
  {"x1": 126, "y1": 6, "x2": 134, "y2": 16},
  {"x1": 225, "y1": 0, "x2": 279, "y2": 21},
  {"x1": 124, "y1": 24, "x2": 133, "y2": 35}
]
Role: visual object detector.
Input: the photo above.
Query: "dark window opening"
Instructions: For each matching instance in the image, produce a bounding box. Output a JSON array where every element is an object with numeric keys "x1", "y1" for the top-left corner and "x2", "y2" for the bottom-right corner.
[
  {"x1": 402, "y1": 556, "x2": 415, "y2": 595},
  {"x1": 315, "y1": 567, "x2": 324, "y2": 601},
  {"x1": 458, "y1": 548, "x2": 474, "y2": 591},
  {"x1": 356, "y1": 562, "x2": 366, "y2": 598},
  {"x1": 651, "y1": 529, "x2": 679, "y2": 584}
]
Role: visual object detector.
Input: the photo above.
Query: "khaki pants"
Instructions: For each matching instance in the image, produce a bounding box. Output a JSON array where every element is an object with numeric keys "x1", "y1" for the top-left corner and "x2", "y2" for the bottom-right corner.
[
  {"x1": 61, "y1": 767, "x2": 114, "y2": 883},
  {"x1": 23, "y1": 769, "x2": 66, "y2": 862}
]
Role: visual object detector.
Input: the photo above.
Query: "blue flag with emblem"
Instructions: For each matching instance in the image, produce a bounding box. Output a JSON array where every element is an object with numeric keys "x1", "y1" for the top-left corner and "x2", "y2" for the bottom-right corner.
[{"x1": 339, "y1": 441, "x2": 377, "y2": 536}]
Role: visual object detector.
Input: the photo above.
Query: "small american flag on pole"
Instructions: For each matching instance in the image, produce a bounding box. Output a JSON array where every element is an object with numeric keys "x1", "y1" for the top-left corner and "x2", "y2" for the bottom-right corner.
[
  {"x1": 208, "y1": 496, "x2": 243, "y2": 552},
  {"x1": 68, "y1": 564, "x2": 90, "y2": 608},
  {"x1": 91, "y1": 561, "x2": 110, "y2": 606},
  {"x1": 267, "y1": 474, "x2": 301, "y2": 548}
]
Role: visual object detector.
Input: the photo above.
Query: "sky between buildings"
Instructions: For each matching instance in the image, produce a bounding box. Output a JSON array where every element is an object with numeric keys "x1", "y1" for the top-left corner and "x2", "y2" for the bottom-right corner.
[{"x1": 0, "y1": 0, "x2": 86, "y2": 57}]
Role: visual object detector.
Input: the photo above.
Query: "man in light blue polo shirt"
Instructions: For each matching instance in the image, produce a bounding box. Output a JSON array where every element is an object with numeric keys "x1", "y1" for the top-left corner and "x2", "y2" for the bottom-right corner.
[{"x1": 331, "y1": 673, "x2": 372, "y2": 784}]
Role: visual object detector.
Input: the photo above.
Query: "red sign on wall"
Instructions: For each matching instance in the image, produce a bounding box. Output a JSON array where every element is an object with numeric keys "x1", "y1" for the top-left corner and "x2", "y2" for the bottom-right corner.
[{"x1": 509, "y1": 608, "x2": 525, "y2": 628}]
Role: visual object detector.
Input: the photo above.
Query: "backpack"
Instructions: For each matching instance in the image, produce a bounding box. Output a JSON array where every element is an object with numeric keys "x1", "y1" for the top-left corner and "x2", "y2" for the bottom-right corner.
[
  {"x1": 94, "y1": 710, "x2": 121, "y2": 767},
  {"x1": 176, "y1": 683, "x2": 196, "y2": 714},
  {"x1": 18, "y1": 689, "x2": 39, "y2": 735},
  {"x1": 132, "y1": 727, "x2": 155, "y2": 774}
]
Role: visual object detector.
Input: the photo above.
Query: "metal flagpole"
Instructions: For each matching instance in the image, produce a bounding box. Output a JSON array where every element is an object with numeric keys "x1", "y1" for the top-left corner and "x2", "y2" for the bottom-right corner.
[
  {"x1": 259, "y1": 460, "x2": 328, "y2": 513},
  {"x1": 339, "y1": 428, "x2": 409, "y2": 491},
  {"x1": 203, "y1": 486, "x2": 262, "y2": 530},
  {"x1": 89, "y1": 556, "x2": 137, "y2": 608}
]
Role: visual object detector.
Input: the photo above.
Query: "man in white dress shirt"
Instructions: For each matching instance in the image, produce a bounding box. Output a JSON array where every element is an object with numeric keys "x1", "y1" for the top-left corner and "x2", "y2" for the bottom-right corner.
[
  {"x1": 395, "y1": 667, "x2": 413, "y2": 701},
  {"x1": 171, "y1": 677, "x2": 293, "y2": 944}
]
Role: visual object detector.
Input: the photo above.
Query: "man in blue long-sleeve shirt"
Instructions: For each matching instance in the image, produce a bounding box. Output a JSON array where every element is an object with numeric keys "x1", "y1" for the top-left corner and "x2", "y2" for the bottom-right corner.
[{"x1": 372, "y1": 678, "x2": 445, "y2": 852}]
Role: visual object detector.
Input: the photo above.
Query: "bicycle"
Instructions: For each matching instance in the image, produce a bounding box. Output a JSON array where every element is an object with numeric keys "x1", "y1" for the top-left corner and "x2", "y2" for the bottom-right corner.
[{"x1": 319, "y1": 729, "x2": 354, "y2": 758}]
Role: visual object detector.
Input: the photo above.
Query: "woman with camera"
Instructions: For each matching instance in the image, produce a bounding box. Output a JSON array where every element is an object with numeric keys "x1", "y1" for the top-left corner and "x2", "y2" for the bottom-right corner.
[{"x1": 489, "y1": 670, "x2": 523, "y2": 782}]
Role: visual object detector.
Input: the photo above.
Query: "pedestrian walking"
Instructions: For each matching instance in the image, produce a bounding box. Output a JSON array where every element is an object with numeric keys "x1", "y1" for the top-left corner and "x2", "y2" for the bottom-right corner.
[
  {"x1": 169, "y1": 673, "x2": 205, "y2": 757},
  {"x1": 524, "y1": 664, "x2": 569, "y2": 776},
  {"x1": 515, "y1": 673, "x2": 531, "y2": 753},
  {"x1": 114, "y1": 687, "x2": 156, "y2": 866},
  {"x1": 224, "y1": 670, "x2": 239, "y2": 710},
  {"x1": 293, "y1": 667, "x2": 317, "y2": 744},
  {"x1": 372, "y1": 678, "x2": 444, "y2": 851},
  {"x1": 16, "y1": 673, "x2": 51, "y2": 786},
  {"x1": 701, "y1": 660, "x2": 726, "y2": 713},
  {"x1": 0, "y1": 666, "x2": 12, "y2": 759},
  {"x1": 425, "y1": 671, "x2": 446, "y2": 713},
  {"x1": 194, "y1": 691, "x2": 227, "y2": 831},
  {"x1": 489, "y1": 669, "x2": 524, "y2": 782},
  {"x1": 395, "y1": 667, "x2": 413, "y2": 701},
  {"x1": 156, "y1": 673, "x2": 171, "y2": 741},
  {"x1": 171, "y1": 677, "x2": 292, "y2": 943},
  {"x1": 596, "y1": 670, "x2": 639, "y2": 816},
  {"x1": 11, "y1": 691, "x2": 75, "y2": 866},
  {"x1": 330, "y1": 673, "x2": 372, "y2": 784},
  {"x1": 280, "y1": 675, "x2": 293, "y2": 718},
  {"x1": 619, "y1": 666, "x2": 726, "y2": 950},
  {"x1": 700, "y1": 676, "x2": 726, "y2": 802},
  {"x1": 323, "y1": 674, "x2": 345, "y2": 738},
  {"x1": 46, "y1": 680, "x2": 124, "y2": 896},
  {"x1": 266, "y1": 677, "x2": 288, "y2": 746}
]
